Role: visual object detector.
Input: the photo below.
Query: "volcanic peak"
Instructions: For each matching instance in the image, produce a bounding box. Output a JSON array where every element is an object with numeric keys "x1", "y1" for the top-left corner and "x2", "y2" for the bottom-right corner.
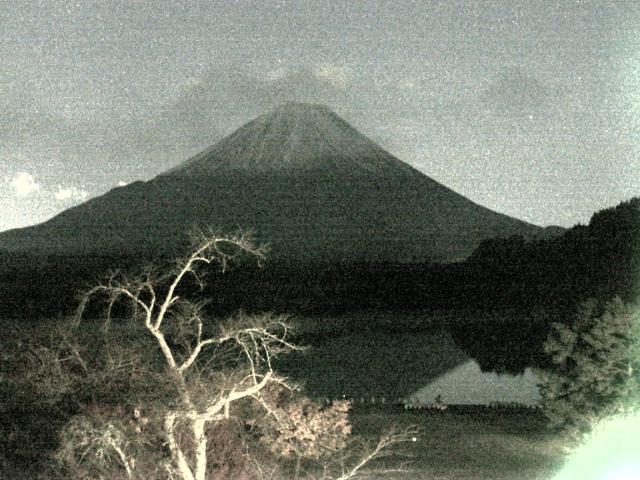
[{"x1": 164, "y1": 102, "x2": 414, "y2": 177}]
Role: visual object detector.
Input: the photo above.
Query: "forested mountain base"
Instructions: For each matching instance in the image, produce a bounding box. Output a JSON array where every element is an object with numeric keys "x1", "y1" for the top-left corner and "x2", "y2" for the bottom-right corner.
[{"x1": 1, "y1": 198, "x2": 638, "y2": 374}]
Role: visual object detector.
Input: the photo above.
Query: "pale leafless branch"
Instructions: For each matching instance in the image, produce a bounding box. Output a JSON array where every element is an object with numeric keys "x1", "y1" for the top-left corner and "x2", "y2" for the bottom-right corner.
[
  {"x1": 67, "y1": 228, "x2": 299, "y2": 480},
  {"x1": 334, "y1": 426, "x2": 420, "y2": 480}
]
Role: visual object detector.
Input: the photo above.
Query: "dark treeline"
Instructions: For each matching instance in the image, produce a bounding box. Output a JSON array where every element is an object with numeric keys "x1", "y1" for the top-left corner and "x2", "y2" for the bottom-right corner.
[
  {"x1": 1, "y1": 198, "x2": 638, "y2": 371},
  {"x1": 451, "y1": 197, "x2": 640, "y2": 372},
  {"x1": 0, "y1": 253, "x2": 144, "y2": 319},
  {"x1": 466, "y1": 197, "x2": 640, "y2": 307}
]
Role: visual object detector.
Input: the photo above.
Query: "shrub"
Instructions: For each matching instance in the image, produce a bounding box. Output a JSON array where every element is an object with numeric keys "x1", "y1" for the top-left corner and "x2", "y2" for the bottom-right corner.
[
  {"x1": 248, "y1": 385, "x2": 352, "y2": 478},
  {"x1": 539, "y1": 297, "x2": 640, "y2": 435}
]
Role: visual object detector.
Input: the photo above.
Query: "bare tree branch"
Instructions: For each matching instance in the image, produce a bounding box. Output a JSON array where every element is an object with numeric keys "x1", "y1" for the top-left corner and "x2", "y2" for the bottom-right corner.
[
  {"x1": 334, "y1": 426, "x2": 420, "y2": 480},
  {"x1": 67, "y1": 228, "x2": 299, "y2": 479}
]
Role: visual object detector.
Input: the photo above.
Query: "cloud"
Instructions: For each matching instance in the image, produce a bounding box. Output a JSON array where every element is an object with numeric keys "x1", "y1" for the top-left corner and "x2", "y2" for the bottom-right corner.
[
  {"x1": 53, "y1": 185, "x2": 89, "y2": 202},
  {"x1": 397, "y1": 79, "x2": 416, "y2": 90},
  {"x1": 149, "y1": 65, "x2": 355, "y2": 149},
  {"x1": 264, "y1": 67, "x2": 287, "y2": 81},
  {"x1": 7, "y1": 172, "x2": 40, "y2": 197},
  {"x1": 313, "y1": 64, "x2": 349, "y2": 88},
  {"x1": 117, "y1": 180, "x2": 128, "y2": 187}
]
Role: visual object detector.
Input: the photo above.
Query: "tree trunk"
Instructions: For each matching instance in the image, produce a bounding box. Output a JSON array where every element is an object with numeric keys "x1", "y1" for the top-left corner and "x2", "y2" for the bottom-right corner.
[
  {"x1": 164, "y1": 412, "x2": 196, "y2": 480},
  {"x1": 294, "y1": 454, "x2": 301, "y2": 479},
  {"x1": 193, "y1": 418, "x2": 208, "y2": 480}
]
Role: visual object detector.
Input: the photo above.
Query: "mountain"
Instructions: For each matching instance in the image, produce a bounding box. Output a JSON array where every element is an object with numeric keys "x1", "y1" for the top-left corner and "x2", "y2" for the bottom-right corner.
[
  {"x1": 164, "y1": 103, "x2": 416, "y2": 177},
  {"x1": 0, "y1": 103, "x2": 553, "y2": 263}
]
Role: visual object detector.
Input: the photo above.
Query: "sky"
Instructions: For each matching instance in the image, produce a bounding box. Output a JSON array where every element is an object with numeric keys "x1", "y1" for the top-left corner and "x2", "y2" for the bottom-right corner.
[{"x1": 1, "y1": 0, "x2": 639, "y2": 232}]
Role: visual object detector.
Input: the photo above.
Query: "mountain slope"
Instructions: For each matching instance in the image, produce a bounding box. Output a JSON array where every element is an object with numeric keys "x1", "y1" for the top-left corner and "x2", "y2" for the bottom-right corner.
[
  {"x1": 0, "y1": 103, "x2": 551, "y2": 263},
  {"x1": 164, "y1": 102, "x2": 416, "y2": 176}
]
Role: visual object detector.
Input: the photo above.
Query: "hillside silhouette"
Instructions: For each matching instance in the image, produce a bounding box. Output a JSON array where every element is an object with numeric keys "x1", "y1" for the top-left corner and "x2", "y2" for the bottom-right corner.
[{"x1": 0, "y1": 103, "x2": 548, "y2": 263}]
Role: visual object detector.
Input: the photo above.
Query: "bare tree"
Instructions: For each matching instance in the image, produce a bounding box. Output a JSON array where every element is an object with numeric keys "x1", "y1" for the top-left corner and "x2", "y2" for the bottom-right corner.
[
  {"x1": 66, "y1": 228, "x2": 302, "y2": 480},
  {"x1": 51, "y1": 227, "x2": 418, "y2": 480}
]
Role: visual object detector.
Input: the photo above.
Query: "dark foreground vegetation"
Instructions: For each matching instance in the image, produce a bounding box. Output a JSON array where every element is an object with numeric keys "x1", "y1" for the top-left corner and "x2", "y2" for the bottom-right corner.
[
  {"x1": 348, "y1": 405, "x2": 568, "y2": 480},
  {"x1": 1, "y1": 197, "x2": 638, "y2": 370},
  {"x1": 1, "y1": 388, "x2": 568, "y2": 480},
  {"x1": 0, "y1": 198, "x2": 638, "y2": 478},
  {"x1": 1, "y1": 231, "x2": 418, "y2": 479},
  {"x1": 2, "y1": 302, "x2": 571, "y2": 479}
]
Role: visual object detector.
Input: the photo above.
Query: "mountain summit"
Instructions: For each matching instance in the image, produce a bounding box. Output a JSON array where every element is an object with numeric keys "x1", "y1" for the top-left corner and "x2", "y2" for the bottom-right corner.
[
  {"x1": 0, "y1": 103, "x2": 549, "y2": 262},
  {"x1": 165, "y1": 102, "x2": 414, "y2": 177}
]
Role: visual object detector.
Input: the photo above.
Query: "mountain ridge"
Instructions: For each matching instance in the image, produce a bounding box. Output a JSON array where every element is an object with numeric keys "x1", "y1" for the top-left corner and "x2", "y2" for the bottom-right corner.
[{"x1": 0, "y1": 103, "x2": 555, "y2": 262}]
